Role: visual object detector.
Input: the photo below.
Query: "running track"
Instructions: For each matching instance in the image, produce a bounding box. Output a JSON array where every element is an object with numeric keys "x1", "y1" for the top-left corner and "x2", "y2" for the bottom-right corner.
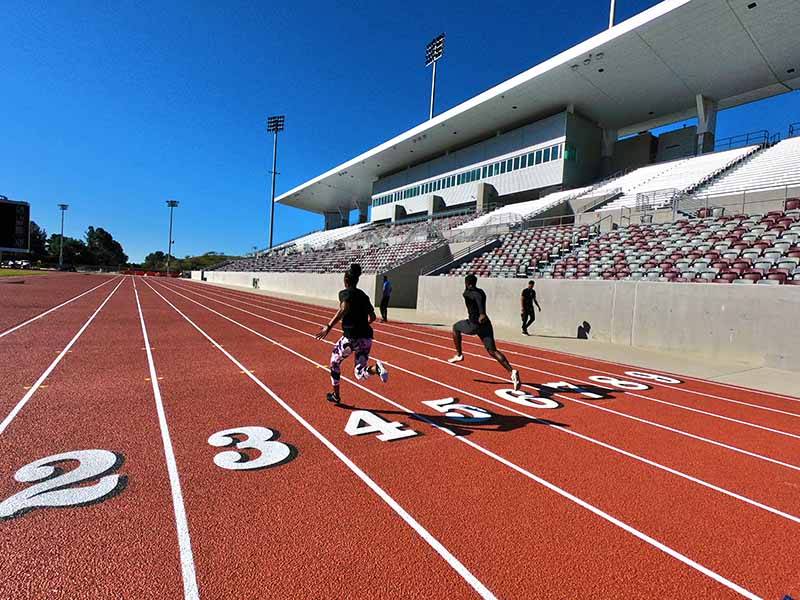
[{"x1": 1, "y1": 273, "x2": 798, "y2": 599}]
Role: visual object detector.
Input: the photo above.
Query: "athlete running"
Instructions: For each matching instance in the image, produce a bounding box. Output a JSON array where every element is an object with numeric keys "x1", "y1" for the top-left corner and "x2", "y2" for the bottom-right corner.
[
  {"x1": 448, "y1": 274, "x2": 521, "y2": 391},
  {"x1": 315, "y1": 263, "x2": 389, "y2": 403}
]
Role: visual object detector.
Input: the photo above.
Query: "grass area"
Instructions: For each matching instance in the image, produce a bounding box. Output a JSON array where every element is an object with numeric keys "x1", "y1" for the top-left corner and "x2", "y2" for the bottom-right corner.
[{"x1": 0, "y1": 269, "x2": 47, "y2": 277}]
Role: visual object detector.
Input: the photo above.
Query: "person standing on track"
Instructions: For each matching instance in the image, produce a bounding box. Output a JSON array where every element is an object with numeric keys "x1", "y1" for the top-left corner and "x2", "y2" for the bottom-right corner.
[
  {"x1": 315, "y1": 263, "x2": 389, "y2": 404},
  {"x1": 520, "y1": 280, "x2": 542, "y2": 335},
  {"x1": 379, "y1": 275, "x2": 392, "y2": 322},
  {"x1": 448, "y1": 274, "x2": 521, "y2": 391}
]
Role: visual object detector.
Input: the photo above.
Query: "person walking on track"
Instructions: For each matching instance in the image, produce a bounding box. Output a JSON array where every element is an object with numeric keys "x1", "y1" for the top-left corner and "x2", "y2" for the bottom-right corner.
[
  {"x1": 448, "y1": 274, "x2": 521, "y2": 390},
  {"x1": 520, "y1": 280, "x2": 542, "y2": 335},
  {"x1": 315, "y1": 263, "x2": 389, "y2": 403},
  {"x1": 379, "y1": 275, "x2": 392, "y2": 322}
]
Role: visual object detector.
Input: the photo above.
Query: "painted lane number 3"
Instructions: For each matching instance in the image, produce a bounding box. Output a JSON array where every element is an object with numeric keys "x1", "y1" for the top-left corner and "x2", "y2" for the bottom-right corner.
[
  {"x1": 0, "y1": 449, "x2": 125, "y2": 520},
  {"x1": 208, "y1": 427, "x2": 296, "y2": 470}
]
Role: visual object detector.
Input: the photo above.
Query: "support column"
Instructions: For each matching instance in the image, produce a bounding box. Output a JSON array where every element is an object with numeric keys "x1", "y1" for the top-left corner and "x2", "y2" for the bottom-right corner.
[
  {"x1": 696, "y1": 94, "x2": 718, "y2": 155},
  {"x1": 357, "y1": 202, "x2": 369, "y2": 224},
  {"x1": 601, "y1": 127, "x2": 618, "y2": 176}
]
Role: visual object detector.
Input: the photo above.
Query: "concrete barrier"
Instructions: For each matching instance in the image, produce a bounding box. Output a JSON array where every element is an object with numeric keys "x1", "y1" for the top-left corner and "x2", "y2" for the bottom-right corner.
[
  {"x1": 417, "y1": 276, "x2": 800, "y2": 371},
  {"x1": 194, "y1": 270, "x2": 380, "y2": 306}
]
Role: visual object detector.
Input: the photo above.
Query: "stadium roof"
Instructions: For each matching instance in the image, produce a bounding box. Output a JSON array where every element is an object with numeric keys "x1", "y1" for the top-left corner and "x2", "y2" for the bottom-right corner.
[{"x1": 277, "y1": 0, "x2": 800, "y2": 215}]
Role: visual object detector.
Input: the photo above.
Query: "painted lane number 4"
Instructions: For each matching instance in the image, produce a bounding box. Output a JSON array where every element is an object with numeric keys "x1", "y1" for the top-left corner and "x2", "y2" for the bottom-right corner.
[
  {"x1": 208, "y1": 427, "x2": 296, "y2": 470},
  {"x1": 345, "y1": 410, "x2": 419, "y2": 442},
  {"x1": 0, "y1": 449, "x2": 126, "y2": 520}
]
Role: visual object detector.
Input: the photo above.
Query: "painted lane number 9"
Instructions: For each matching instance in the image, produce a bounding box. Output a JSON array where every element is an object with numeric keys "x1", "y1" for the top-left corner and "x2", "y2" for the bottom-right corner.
[{"x1": 0, "y1": 449, "x2": 126, "y2": 520}]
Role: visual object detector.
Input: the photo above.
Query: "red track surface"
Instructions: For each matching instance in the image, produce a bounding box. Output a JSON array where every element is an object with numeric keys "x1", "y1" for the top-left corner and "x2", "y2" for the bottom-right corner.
[{"x1": 1, "y1": 273, "x2": 798, "y2": 599}]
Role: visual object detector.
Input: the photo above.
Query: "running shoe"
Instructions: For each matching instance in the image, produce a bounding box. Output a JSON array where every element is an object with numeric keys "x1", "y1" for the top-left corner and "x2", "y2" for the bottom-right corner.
[
  {"x1": 447, "y1": 355, "x2": 464, "y2": 363},
  {"x1": 326, "y1": 392, "x2": 341, "y2": 404},
  {"x1": 376, "y1": 361, "x2": 389, "y2": 383},
  {"x1": 511, "y1": 369, "x2": 521, "y2": 391}
]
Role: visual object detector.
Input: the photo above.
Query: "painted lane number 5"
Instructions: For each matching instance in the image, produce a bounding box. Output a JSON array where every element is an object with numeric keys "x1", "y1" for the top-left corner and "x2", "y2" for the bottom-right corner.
[
  {"x1": 422, "y1": 398, "x2": 492, "y2": 423},
  {"x1": 208, "y1": 427, "x2": 296, "y2": 470},
  {"x1": 0, "y1": 449, "x2": 125, "y2": 520}
]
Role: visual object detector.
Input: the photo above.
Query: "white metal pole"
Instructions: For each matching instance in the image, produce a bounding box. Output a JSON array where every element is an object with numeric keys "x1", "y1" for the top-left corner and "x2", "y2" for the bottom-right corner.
[
  {"x1": 609, "y1": 0, "x2": 616, "y2": 28},
  {"x1": 429, "y1": 60, "x2": 437, "y2": 120},
  {"x1": 167, "y1": 205, "x2": 174, "y2": 274},
  {"x1": 59, "y1": 209, "x2": 65, "y2": 267},
  {"x1": 268, "y1": 131, "x2": 278, "y2": 249}
]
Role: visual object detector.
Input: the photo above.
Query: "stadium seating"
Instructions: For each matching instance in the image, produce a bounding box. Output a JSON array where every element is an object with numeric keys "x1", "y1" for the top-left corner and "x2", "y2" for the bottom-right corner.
[
  {"x1": 693, "y1": 137, "x2": 800, "y2": 197},
  {"x1": 446, "y1": 224, "x2": 596, "y2": 278},
  {"x1": 543, "y1": 211, "x2": 800, "y2": 284},
  {"x1": 596, "y1": 146, "x2": 758, "y2": 211},
  {"x1": 456, "y1": 187, "x2": 593, "y2": 230}
]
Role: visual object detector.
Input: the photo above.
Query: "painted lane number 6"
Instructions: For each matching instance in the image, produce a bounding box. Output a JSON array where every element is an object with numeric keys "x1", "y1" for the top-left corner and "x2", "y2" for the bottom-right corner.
[
  {"x1": 208, "y1": 427, "x2": 296, "y2": 470},
  {"x1": 0, "y1": 449, "x2": 125, "y2": 520}
]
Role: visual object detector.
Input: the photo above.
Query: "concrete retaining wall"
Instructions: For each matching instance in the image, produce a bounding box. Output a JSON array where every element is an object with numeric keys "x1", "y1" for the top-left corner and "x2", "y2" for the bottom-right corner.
[
  {"x1": 417, "y1": 276, "x2": 800, "y2": 371},
  {"x1": 194, "y1": 270, "x2": 380, "y2": 305}
]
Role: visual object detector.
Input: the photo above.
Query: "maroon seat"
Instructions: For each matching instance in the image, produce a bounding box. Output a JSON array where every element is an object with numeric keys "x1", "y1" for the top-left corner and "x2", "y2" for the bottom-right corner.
[
  {"x1": 711, "y1": 261, "x2": 729, "y2": 270},
  {"x1": 742, "y1": 272, "x2": 762, "y2": 282},
  {"x1": 769, "y1": 268, "x2": 790, "y2": 277},
  {"x1": 785, "y1": 279, "x2": 800, "y2": 285},
  {"x1": 712, "y1": 278, "x2": 732, "y2": 283},
  {"x1": 767, "y1": 273, "x2": 787, "y2": 283},
  {"x1": 718, "y1": 272, "x2": 738, "y2": 282},
  {"x1": 786, "y1": 198, "x2": 800, "y2": 211}
]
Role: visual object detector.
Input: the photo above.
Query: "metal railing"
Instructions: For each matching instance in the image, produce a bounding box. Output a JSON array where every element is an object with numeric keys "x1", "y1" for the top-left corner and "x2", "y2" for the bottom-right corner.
[
  {"x1": 673, "y1": 183, "x2": 800, "y2": 218},
  {"x1": 714, "y1": 129, "x2": 769, "y2": 152}
]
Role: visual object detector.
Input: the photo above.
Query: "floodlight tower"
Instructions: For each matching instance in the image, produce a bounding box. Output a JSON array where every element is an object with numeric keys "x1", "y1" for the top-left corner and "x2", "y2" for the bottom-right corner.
[
  {"x1": 57, "y1": 203, "x2": 69, "y2": 267},
  {"x1": 166, "y1": 200, "x2": 179, "y2": 274},
  {"x1": 425, "y1": 33, "x2": 445, "y2": 120},
  {"x1": 266, "y1": 115, "x2": 285, "y2": 249}
]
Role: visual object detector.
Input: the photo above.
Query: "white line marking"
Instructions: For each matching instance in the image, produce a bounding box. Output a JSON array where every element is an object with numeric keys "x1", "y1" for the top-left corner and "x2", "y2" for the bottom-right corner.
[
  {"x1": 229, "y1": 285, "x2": 800, "y2": 407},
  {"x1": 168, "y1": 281, "x2": 800, "y2": 471},
  {"x1": 0, "y1": 278, "x2": 125, "y2": 436},
  {"x1": 0, "y1": 276, "x2": 119, "y2": 340},
  {"x1": 151, "y1": 279, "x2": 763, "y2": 599},
  {"x1": 162, "y1": 279, "x2": 800, "y2": 519},
  {"x1": 142, "y1": 279, "x2": 494, "y2": 599},
  {"x1": 133, "y1": 278, "x2": 200, "y2": 600},
  {"x1": 226, "y1": 288, "x2": 800, "y2": 433}
]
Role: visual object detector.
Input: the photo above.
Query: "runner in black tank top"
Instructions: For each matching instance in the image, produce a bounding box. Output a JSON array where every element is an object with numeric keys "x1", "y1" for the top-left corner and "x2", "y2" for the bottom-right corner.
[
  {"x1": 448, "y1": 274, "x2": 521, "y2": 391},
  {"x1": 315, "y1": 264, "x2": 389, "y2": 403}
]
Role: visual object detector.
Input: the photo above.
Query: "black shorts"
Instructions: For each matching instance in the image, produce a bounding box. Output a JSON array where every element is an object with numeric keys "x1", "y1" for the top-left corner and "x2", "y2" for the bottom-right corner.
[{"x1": 454, "y1": 319, "x2": 497, "y2": 352}]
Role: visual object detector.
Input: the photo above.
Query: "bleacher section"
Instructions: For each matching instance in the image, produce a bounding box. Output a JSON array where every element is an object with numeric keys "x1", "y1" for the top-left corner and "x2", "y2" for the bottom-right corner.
[
  {"x1": 446, "y1": 224, "x2": 596, "y2": 279},
  {"x1": 215, "y1": 212, "x2": 474, "y2": 274},
  {"x1": 271, "y1": 222, "x2": 369, "y2": 253},
  {"x1": 597, "y1": 146, "x2": 758, "y2": 211},
  {"x1": 692, "y1": 137, "x2": 800, "y2": 197},
  {"x1": 542, "y1": 209, "x2": 800, "y2": 285},
  {"x1": 456, "y1": 187, "x2": 593, "y2": 230}
]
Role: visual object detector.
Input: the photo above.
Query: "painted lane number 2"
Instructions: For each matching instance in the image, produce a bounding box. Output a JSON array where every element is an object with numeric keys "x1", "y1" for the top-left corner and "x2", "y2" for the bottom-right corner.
[
  {"x1": 208, "y1": 427, "x2": 296, "y2": 470},
  {"x1": 0, "y1": 449, "x2": 125, "y2": 520}
]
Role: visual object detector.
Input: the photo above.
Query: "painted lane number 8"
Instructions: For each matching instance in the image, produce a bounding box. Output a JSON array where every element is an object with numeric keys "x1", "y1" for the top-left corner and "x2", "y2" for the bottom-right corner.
[{"x1": 0, "y1": 450, "x2": 125, "y2": 520}]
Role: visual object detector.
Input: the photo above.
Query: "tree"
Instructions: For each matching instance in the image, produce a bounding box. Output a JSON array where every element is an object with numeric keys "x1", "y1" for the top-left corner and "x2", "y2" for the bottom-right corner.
[
  {"x1": 85, "y1": 226, "x2": 127, "y2": 266},
  {"x1": 29, "y1": 221, "x2": 47, "y2": 262},
  {"x1": 143, "y1": 251, "x2": 168, "y2": 270},
  {"x1": 47, "y1": 234, "x2": 89, "y2": 265}
]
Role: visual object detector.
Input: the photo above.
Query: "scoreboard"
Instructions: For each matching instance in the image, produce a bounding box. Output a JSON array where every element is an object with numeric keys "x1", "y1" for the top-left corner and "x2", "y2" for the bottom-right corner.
[{"x1": 0, "y1": 197, "x2": 31, "y2": 253}]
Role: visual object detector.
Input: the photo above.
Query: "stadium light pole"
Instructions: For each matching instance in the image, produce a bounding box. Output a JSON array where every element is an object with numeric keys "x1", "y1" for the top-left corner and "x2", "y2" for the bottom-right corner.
[
  {"x1": 609, "y1": 0, "x2": 616, "y2": 28},
  {"x1": 425, "y1": 33, "x2": 445, "y2": 120},
  {"x1": 266, "y1": 115, "x2": 285, "y2": 250},
  {"x1": 57, "y1": 203, "x2": 69, "y2": 267},
  {"x1": 166, "y1": 200, "x2": 179, "y2": 274}
]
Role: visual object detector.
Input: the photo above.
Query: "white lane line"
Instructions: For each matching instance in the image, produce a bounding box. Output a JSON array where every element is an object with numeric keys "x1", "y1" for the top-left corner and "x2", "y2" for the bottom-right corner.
[
  {"x1": 168, "y1": 281, "x2": 800, "y2": 469},
  {"x1": 0, "y1": 278, "x2": 125, "y2": 436},
  {"x1": 160, "y1": 279, "x2": 800, "y2": 521},
  {"x1": 222, "y1": 289, "x2": 800, "y2": 433},
  {"x1": 142, "y1": 279, "x2": 494, "y2": 600},
  {"x1": 152, "y1": 279, "x2": 763, "y2": 600},
  {"x1": 0, "y1": 276, "x2": 119, "y2": 340},
  {"x1": 133, "y1": 278, "x2": 200, "y2": 600},
  {"x1": 235, "y1": 287, "x2": 800, "y2": 408}
]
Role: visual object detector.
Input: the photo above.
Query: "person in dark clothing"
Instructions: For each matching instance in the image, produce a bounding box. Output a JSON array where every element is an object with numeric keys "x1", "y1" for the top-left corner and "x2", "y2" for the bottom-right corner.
[
  {"x1": 315, "y1": 264, "x2": 389, "y2": 403},
  {"x1": 448, "y1": 274, "x2": 520, "y2": 391},
  {"x1": 520, "y1": 280, "x2": 542, "y2": 335},
  {"x1": 379, "y1": 275, "x2": 392, "y2": 322}
]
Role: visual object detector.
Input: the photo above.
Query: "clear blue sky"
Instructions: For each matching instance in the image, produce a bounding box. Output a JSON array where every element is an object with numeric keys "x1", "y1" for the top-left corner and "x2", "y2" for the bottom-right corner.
[{"x1": 2, "y1": 0, "x2": 797, "y2": 262}]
